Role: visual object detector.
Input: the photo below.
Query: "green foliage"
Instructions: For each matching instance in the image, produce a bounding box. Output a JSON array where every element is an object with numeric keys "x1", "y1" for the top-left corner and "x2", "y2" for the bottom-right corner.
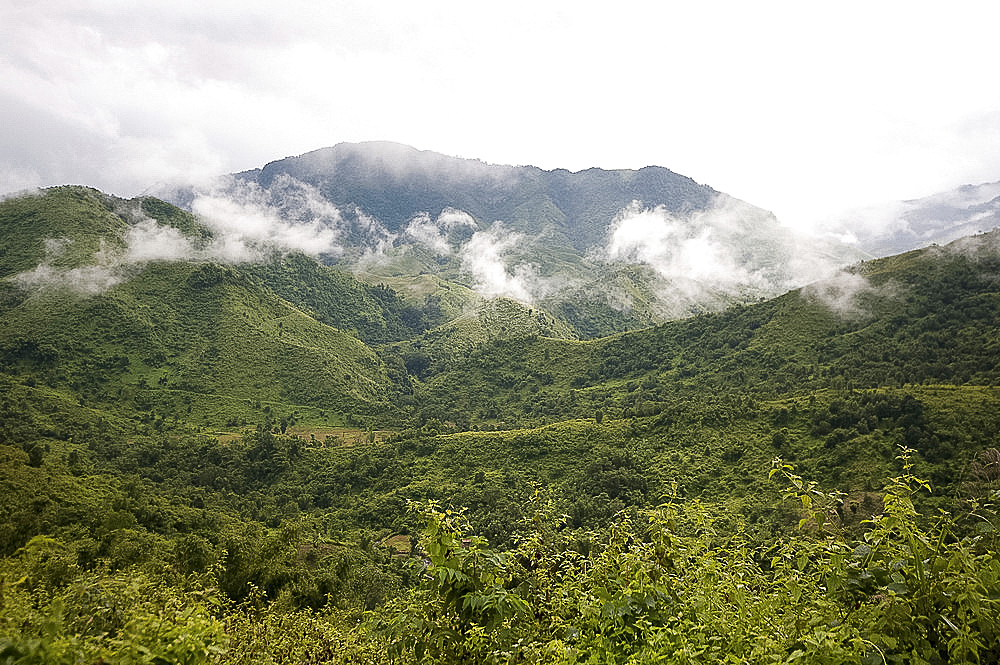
[
  {"x1": 242, "y1": 252, "x2": 435, "y2": 344},
  {"x1": 378, "y1": 461, "x2": 999, "y2": 664},
  {"x1": 0, "y1": 543, "x2": 227, "y2": 664}
]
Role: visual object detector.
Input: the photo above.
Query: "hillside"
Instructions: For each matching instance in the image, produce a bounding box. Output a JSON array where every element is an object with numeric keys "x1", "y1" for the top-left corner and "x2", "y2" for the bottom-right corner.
[
  {"x1": 400, "y1": 230, "x2": 1000, "y2": 432},
  {"x1": 0, "y1": 188, "x2": 410, "y2": 427}
]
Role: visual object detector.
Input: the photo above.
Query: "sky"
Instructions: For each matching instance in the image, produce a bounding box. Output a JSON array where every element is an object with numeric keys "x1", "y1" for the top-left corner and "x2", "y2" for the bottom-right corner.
[{"x1": 2, "y1": 0, "x2": 1000, "y2": 230}]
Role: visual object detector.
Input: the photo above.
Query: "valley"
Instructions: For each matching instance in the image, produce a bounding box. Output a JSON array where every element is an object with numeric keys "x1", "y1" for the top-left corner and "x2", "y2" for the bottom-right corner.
[{"x1": 1, "y1": 170, "x2": 999, "y2": 663}]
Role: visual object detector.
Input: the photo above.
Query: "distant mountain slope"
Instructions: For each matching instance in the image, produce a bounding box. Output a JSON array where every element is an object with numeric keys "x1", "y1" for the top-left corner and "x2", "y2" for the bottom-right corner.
[
  {"x1": 172, "y1": 142, "x2": 863, "y2": 337},
  {"x1": 838, "y1": 180, "x2": 1000, "y2": 256},
  {"x1": 238, "y1": 141, "x2": 717, "y2": 248}
]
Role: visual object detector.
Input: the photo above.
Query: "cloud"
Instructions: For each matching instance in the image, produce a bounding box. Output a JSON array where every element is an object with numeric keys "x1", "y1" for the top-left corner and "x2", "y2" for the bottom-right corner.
[
  {"x1": 604, "y1": 200, "x2": 760, "y2": 289},
  {"x1": 15, "y1": 263, "x2": 123, "y2": 296},
  {"x1": 14, "y1": 239, "x2": 124, "y2": 295},
  {"x1": 351, "y1": 208, "x2": 398, "y2": 269},
  {"x1": 2, "y1": 0, "x2": 1000, "y2": 233},
  {"x1": 9, "y1": 177, "x2": 351, "y2": 296},
  {"x1": 125, "y1": 218, "x2": 197, "y2": 262},
  {"x1": 596, "y1": 195, "x2": 863, "y2": 316},
  {"x1": 403, "y1": 213, "x2": 450, "y2": 255},
  {"x1": 824, "y1": 180, "x2": 1000, "y2": 256},
  {"x1": 189, "y1": 175, "x2": 344, "y2": 260},
  {"x1": 403, "y1": 208, "x2": 477, "y2": 255},
  {"x1": 0, "y1": 167, "x2": 44, "y2": 200},
  {"x1": 801, "y1": 270, "x2": 875, "y2": 318},
  {"x1": 460, "y1": 223, "x2": 536, "y2": 303},
  {"x1": 12, "y1": 217, "x2": 197, "y2": 296},
  {"x1": 918, "y1": 181, "x2": 1000, "y2": 210}
]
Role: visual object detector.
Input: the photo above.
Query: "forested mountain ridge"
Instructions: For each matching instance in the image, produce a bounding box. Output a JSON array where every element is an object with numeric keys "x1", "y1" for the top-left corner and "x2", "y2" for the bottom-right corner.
[
  {"x1": 1, "y1": 185, "x2": 999, "y2": 663},
  {"x1": 236, "y1": 141, "x2": 717, "y2": 246},
  {"x1": 165, "y1": 142, "x2": 865, "y2": 337}
]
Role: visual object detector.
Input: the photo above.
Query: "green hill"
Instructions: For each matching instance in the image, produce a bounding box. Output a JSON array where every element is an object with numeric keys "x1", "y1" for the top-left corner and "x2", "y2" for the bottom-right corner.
[
  {"x1": 404, "y1": 230, "x2": 1000, "y2": 428},
  {"x1": 0, "y1": 188, "x2": 413, "y2": 428}
]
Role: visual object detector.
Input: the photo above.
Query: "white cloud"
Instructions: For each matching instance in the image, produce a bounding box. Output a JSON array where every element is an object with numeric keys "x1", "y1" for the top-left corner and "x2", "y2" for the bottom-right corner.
[
  {"x1": 802, "y1": 270, "x2": 875, "y2": 318},
  {"x1": 403, "y1": 213, "x2": 450, "y2": 255},
  {"x1": 125, "y1": 219, "x2": 195, "y2": 262},
  {"x1": 460, "y1": 223, "x2": 536, "y2": 303},
  {"x1": 403, "y1": 208, "x2": 477, "y2": 255},
  {"x1": 2, "y1": 0, "x2": 998, "y2": 234},
  {"x1": 598, "y1": 195, "x2": 862, "y2": 315},
  {"x1": 15, "y1": 262, "x2": 123, "y2": 296},
  {"x1": 14, "y1": 239, "x2": 124, "y2": 295},
  {"x1": 604, "y1": 201, "x2": 759, "y2": 289},
  {"x1": 8, "y1": 176, "x2": 351, "y2": 296},
  {"x1": 352, "y1": 208, "x2": 398, "y2": 268},
  {"x1": 189, "y1": 175, "x2": 343, "y2": 259}
]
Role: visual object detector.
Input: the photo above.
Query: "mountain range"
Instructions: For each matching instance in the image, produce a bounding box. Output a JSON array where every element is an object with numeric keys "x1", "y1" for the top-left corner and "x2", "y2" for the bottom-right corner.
[
  {"x1": 3, "y1": 179, "x2": 1000, "y2": 431},
  {"x1": 162, "y1": 142, "x2": 866, "y2": 337}
]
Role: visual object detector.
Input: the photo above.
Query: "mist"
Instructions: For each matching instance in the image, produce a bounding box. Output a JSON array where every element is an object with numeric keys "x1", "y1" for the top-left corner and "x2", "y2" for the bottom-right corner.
[
  {"x1": 823, "y1": 180, "x2": 1000, "y2": 256},
  {"x1": 15, "y1": 263, "x2": 123, "y2": 296},
  {"x1": 14, "y1": 238, "x2": 124, "y2": 296},
  {"x1": 189, "y1": 175, "x2": 344, "y2": 260},
  {"x1": 596, "y1": 195, "x2": 856, "y2": 314},
  {"x1": 459, "y1": 223, "x2": 538, "y2": 303},
  {"x1": 403, "y1": 208, "x2": 477, "y2": 256},
  {"x1": 9, "y1": 177, "x2": 353, "y2": 296},
  {"x1": 801, "y1": 270, "x2": 876, "y2": 318}
]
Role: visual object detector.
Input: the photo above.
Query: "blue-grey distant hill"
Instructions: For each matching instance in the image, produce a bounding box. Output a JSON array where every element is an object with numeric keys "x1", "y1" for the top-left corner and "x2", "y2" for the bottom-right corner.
[{"x1": 835, "y1": 181, "x2": 1000, "y2": 257}]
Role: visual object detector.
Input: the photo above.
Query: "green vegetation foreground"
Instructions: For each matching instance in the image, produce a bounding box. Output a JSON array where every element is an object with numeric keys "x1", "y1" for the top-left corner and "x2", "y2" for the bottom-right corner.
[{"x1": 2, "y1": 449, "x2": 998, "y2": 664}]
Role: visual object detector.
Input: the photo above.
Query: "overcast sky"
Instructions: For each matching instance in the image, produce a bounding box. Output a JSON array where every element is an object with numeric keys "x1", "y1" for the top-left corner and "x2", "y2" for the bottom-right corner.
[{"x1": 3, "y1": 1, "x2": 999, "y2": 229}]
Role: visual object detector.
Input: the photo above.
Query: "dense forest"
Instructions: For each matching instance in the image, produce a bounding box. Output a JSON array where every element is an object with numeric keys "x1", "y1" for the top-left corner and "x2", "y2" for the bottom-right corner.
[{"x1": 1, "y1": 188, "x2": 998, "y2": 663}]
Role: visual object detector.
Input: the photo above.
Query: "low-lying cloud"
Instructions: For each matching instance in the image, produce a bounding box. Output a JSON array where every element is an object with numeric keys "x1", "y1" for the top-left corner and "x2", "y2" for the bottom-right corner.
[
  {"x1": 353, "y1": 208, "x2": 399, "y2": 268},
  {"x1": 189, "y1": 174, "x2": 344, "y2": 260},
  {"x1": 404, "y1": 208, "x2": 477, "y2": 255},
  {"x1": 460, "y1": 222, "x2": 538, "y2": 303},
  {"x1": 801, "y1": 270, "x2": 876, "y2": 318},
  {"x1": 14, "y1": 235, "x2": 124, "y2": 295},
  {"x1": 125, "y1": 218, "x2": 197, "y2": 263},
  {"x1": 14, "y1": 219, "x2": 235, "y2": 296},
  {"x1": 823, "y1": 180, "x2": 1000, "y2": 256},
  {"x1": 10, "y1": 177, "x2": 354, "y2": 295},
  {"x1": 597, "y1": 195, "x2": 855, "y2": 315},
  {"x1": 604, "y1": 200, "x2": 763, "y2": 290}
]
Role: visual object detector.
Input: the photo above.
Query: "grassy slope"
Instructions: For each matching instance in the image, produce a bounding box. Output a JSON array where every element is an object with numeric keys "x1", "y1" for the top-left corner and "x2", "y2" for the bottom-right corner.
[
  {"x1": 0, "y1": 260, "x2": 396, "y2": 425},
  {"x1": 0, "y1": 187, "x2": 128, "y2": 276}
]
